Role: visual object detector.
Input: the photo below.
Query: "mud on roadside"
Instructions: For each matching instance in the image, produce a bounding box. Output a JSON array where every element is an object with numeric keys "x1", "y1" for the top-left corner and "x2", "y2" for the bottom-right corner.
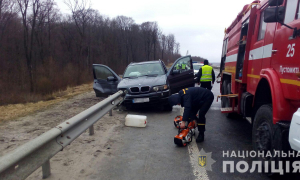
[{"x1": 0, "y1": 91, "x2": 128, "y2": 180}]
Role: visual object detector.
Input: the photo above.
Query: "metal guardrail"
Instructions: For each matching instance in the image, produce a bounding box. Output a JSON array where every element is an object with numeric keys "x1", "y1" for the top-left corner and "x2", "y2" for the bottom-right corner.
[
  {"x1": 0, "y1": 90, "x2": 124, "y2": 180},
  {"x1": 212, "y1": 65, "x2": 220, "y2": 69}
]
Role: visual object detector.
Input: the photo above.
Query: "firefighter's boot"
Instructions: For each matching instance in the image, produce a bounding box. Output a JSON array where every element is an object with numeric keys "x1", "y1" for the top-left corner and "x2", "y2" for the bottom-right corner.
[{"x1": 196, "y1": 131, "x2": 204, "y2": 143}]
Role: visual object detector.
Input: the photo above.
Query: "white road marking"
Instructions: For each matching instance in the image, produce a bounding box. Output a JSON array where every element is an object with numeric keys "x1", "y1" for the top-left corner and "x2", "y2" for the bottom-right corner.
[
  {"x1": 209, "y1": 107, "x2": 220, "y2": 111},
  {"x1": 188, "y1": 140, "x2": 210, "y2": 180},
  {"x1": 179, "y1": 107, "x2": 210, "y2": 180}
]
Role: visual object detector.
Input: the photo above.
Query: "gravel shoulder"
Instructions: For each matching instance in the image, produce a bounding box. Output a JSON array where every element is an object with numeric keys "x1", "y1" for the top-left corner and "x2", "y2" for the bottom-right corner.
[{"x1": 0, "y1": 91, "x2": 127, "y2": 180}]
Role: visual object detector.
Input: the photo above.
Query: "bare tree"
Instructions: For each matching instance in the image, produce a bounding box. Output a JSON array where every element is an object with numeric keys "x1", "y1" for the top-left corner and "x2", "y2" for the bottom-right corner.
[
  {"x1": 0, "y1": 4, "x2": 183, "y2": 105},
  {"x1": 0, "y1": 0, "x2": 18, "y2": 47},
  {"x1": 116, "y1": 16, "x2": 134, "y2": 64},
  {"x1": 174, "y1": 43, "x2": 180, "y2": 55},
  {"x1": 159, "y1": 34, "x2": 166, "y2": 60},
  {"x1": 34, "y1": 0, "x2": 58, "y2": 64},
  {"x1": 166, "y1": 34, "x2": 175, "y2": 59},
  {"x1": 141, "y1": 21, "x2": 159, "y2": 61},
  {"x1": 64, "y1": 0, "x2": 92, "y2": 83},
  {"x1": 151, "y1": 22, "x2": 158, "y2": 60},
  {"x1": 16, "y1": 0, "x2": 42, "y2": 92},
  {"x1": 128, "y1": 23, "x2": 140, "y2": 62}
]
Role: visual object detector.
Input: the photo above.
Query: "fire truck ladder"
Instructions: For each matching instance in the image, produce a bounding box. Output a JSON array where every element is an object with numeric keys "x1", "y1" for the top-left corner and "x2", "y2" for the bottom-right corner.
[{"x1": 217, "y1": 94, "x2": 238, "y2": 113}]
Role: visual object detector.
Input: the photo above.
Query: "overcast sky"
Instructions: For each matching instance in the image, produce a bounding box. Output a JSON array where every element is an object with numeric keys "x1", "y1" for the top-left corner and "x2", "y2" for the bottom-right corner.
[{"x1": 56, "y1": 0, "x2": 251, "y2": 62}]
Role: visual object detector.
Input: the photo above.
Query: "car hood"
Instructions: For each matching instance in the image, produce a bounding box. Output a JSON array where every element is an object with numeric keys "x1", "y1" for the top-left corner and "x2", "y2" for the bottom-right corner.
[{"x1": 118, "y1": 75, "x2": 167, "y2": 89}]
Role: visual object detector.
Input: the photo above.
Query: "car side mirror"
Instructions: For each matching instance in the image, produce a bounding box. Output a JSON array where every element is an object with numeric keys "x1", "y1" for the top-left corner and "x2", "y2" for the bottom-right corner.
[
  {"x1": 172, "y1": 70, "x2": 180, "y2": 75},
  {"x1": 107, "y1": 76, "x2": 116, "y2": 81},
  {"x1": 264, "y1": 6, "x2": 285, "y2": 23},
  {"x1": 268, "y1": 0, "x2": 284, "y2": 6}
]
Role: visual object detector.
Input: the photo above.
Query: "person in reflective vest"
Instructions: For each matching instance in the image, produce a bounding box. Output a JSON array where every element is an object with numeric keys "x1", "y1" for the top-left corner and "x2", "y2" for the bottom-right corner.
[
  {"x1": 175, "y1": 63, "x2": 181, "y2": 70},
  {"x1": 196, "y1": 60, "x2": 215, "y2": 90},
  {"x1": 181, "y1": 62, "x2": 186, "y2": 70}
]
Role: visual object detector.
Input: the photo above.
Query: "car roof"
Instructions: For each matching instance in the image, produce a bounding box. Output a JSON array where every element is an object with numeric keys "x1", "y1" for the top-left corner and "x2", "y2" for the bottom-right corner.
[{"x1": 129, "y1": 60, "x2": 160, "y2": 65}]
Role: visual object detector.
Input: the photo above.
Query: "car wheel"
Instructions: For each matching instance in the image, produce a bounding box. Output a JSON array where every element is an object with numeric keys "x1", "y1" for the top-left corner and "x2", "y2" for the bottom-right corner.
[
  {"x1": 164, "y1": 104, "x2": 173, "y2": 112},
  {"x1": 124, "y1": 105, "x2": 132, "y2": 111}
]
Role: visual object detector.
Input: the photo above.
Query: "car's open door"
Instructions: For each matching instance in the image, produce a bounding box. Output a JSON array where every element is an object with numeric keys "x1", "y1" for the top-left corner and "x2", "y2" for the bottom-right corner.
[
  {"x1": 167, "y1": 55, "x2": 194, "y2": 94},
  {"x1": 93, "y1": 64, "x2": 121, "y2": 97}
]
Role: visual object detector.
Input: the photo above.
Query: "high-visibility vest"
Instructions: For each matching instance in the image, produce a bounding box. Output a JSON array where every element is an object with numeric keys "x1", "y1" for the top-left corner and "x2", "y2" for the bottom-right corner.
[
  {"x1": 175, "y1": 64, "x2": 180, "y2": 70},
  {"x1": 181, "y1": 63, "x2": 186, "y2": 69},
  {"x1": 200, "y1": 65, "x2": 213, "y2": 82}
]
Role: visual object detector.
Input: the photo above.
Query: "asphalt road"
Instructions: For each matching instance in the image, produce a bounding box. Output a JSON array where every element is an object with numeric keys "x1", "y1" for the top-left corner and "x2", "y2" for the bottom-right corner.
[{"x1": 88, "y1": 77, "x2": 300, "y2": 180}]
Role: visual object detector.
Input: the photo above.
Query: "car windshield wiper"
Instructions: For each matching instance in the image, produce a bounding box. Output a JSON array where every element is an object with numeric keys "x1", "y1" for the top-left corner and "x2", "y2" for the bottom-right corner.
[
  {"x1": 145, "y1": 74, "x2": 158, "y2": 77},
  {"x1": 124, "y1": 76, "x2": 138, "y2": 79}
]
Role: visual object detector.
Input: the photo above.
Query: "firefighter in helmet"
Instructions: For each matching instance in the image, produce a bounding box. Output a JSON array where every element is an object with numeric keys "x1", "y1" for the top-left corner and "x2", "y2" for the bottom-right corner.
[{"x1": 196, "y1": 60, "x2": 215, "y2": 90}]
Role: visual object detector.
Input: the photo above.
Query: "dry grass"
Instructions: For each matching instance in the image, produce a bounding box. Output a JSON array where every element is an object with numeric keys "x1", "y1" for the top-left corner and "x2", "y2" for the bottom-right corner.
[
  {"x1": 166, "y1": 63, "x2": 173, "y2": 69},
  {"x1": 0, "y1": 82, "x2": 93, "y2": 122}
]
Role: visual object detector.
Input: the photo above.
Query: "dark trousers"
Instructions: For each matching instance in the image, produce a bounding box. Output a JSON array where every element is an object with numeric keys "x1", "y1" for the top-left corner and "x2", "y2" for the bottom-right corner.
[
  {"x1": 197, "y1": 96, "x2": 214, "y2": 132},
  {"x1": 200, "y1": 81, "x2": 212, "y2": 90}
]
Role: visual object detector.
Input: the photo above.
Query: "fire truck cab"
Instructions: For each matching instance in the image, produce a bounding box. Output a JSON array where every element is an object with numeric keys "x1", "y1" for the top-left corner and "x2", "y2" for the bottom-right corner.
[{"x1": 220, "y1": 0, "x2": 300, "y2": 157}]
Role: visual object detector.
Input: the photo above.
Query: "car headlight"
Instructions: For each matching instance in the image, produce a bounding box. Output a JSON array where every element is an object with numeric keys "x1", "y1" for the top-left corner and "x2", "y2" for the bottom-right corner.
[{"x1": 153, "y1": 85, "x2": 169, "y2": 92}]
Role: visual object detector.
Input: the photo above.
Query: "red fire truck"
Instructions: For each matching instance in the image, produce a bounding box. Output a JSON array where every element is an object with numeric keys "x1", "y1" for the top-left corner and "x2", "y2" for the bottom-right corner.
[{"x1": 219, "y1": 0, "x2": 300, "y2": 159}]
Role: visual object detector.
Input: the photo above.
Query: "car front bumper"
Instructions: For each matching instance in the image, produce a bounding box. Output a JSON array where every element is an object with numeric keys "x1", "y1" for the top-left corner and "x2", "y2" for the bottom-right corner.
[
  {"x1": 289, "y1": 108, "x2": 300, "y2": 151},
  {"x1": 122, "y1": 89, "x2": 170, "y2": 107}
]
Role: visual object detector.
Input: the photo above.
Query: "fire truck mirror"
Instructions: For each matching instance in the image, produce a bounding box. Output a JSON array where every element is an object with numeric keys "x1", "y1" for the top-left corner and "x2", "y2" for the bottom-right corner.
[
  {"x1": 269, "y1": 0, "x2": 284, "y2": 6},
  {"x1": 264, "y1": 6, "x2": 285, "y2": 23}
]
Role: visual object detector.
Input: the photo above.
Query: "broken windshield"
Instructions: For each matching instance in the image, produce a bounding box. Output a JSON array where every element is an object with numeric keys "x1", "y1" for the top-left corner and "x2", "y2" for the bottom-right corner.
[{"x1": 123, "y1": 63, "x2": 165, "y2": 78}]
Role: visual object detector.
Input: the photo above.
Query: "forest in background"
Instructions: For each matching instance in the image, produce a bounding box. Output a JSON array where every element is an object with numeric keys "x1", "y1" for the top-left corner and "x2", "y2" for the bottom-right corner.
[
  {"x1": 0, "y1": 0, "x2": 182, "y2": 105},
  {"x1": 191, "y1": 56, "x2": 206, "y2": 63}
]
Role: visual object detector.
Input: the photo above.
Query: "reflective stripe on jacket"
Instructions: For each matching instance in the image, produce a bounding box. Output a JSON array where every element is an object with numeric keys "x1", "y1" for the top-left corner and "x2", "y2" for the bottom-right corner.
[{"x1": 200, "y1": 65, "x2": 213, "y2": 82}]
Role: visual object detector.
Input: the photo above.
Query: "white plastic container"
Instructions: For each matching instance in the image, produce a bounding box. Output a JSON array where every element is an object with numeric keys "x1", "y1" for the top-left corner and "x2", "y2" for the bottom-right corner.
[{"x1": 125, "y1": 114, "x2": 147, "y2": 127}]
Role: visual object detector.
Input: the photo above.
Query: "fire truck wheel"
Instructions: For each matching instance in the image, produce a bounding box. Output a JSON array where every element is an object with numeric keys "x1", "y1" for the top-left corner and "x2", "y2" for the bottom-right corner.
[{"x1": 252, "y1": 104, "x2": 283, "y2": 176}]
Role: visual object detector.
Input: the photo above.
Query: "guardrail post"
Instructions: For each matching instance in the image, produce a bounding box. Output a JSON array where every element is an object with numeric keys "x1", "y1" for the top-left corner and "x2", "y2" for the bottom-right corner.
[
  {"x1": 109, "y1": 110, "x2": 112, "y2": 116},
  {"x1": 89, "y1": 125, "x2": 94, "y2": 135},
  {"x1": 42, "y1": 160, "x2": 51, "y2": 179}
]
